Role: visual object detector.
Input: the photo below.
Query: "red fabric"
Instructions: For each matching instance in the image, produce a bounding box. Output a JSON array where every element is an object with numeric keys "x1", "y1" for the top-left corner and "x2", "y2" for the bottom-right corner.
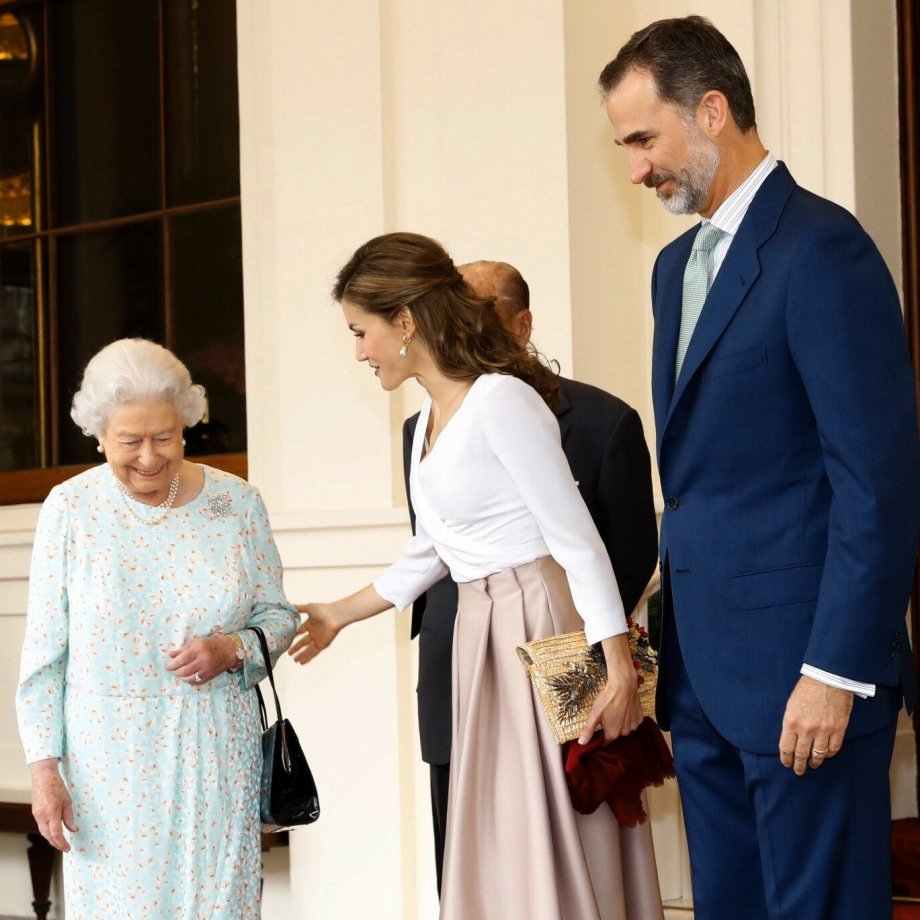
[
  {"x1": 563, "y1": 717, "x2": 675, "y2": 827},
  {"x1": 893, "y1": 904, "x2": 920, "y2": 920},
  {"x1": 893, "y1": 817, "x2": 920, "y2": 899}
]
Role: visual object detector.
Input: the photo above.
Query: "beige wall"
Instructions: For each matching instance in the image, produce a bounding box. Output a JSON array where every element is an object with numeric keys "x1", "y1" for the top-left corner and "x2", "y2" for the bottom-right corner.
[{"x1": 0, "y1": 1, "x2": 912, "y2": 917}]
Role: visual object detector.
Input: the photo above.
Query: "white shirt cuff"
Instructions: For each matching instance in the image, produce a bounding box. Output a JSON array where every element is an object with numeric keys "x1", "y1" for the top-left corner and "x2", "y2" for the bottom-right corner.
[{"x1": 800, "y1": 664, "x2": 875, "y2": 699}]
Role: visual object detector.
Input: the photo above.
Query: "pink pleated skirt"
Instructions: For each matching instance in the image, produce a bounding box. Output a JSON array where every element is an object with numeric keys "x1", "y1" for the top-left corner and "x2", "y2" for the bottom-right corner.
[{"x1": 439, "y1": 557, "x2": 664, "y2": 920}]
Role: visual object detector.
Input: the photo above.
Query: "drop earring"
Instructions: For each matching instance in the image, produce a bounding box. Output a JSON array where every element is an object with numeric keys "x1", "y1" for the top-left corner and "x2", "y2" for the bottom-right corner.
[{"x1": 399, "y1": 334, "x2": 411, "y2": 358}]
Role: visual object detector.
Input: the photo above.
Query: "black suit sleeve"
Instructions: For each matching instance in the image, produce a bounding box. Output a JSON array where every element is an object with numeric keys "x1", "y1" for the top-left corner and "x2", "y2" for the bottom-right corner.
[
  {"x1": 402, "y1": 416, "x2": 427, "y2": 637},
  {"x1": 595, "y1": 407, "x2": 658, "y2": 616},
  {"x1": 402, "y1": 416, "x2": 416, "y2": 533}
]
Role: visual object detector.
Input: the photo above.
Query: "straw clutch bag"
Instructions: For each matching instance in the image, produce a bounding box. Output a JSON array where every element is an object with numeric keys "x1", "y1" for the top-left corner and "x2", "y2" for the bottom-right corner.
[{"x1": 516, "y1": 618, "x2": 659, "y2": 745}]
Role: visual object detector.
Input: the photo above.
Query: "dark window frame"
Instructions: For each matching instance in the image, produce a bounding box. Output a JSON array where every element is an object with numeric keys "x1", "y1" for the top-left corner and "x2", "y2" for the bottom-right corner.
[{"x1": 0, "y1": 0, "x2": 247, "y2": 505}]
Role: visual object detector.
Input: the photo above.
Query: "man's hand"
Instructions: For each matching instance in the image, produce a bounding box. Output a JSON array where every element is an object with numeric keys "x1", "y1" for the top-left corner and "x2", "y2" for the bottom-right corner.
[
  {"x1": 778, "y1": 676, "x2": 853, "y2": 775},
  {"x1": 288, "y1": 603, "x2": 343, "y2": 664}
]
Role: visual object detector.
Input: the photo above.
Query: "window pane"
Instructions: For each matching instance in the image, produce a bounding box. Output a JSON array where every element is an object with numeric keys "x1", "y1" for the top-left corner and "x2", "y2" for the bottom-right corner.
[
  {"x1": 0, "y1": 7, "x2": 43, "y2": 238},
  {"x1": 165, "y1": 0, "x2": 240, "y2": 206},
  {"x1": 55, "y1": 220, "x2": 164, "y2": 464},
  {"x1": 0, "y1": 239, "x2": 41, "y2": 471},
  {"x1": 169, "y1": 204, "x2": 245, "y2": 454},
  {"x1": 51, "y1": 0, "x2": 160, "y2": 226}
]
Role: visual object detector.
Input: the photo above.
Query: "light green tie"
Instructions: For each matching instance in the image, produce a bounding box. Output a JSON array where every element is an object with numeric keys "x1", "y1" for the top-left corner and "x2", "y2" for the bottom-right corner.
[{"x1": 674, "y1": 222, "x2": 725, "y2": 382}]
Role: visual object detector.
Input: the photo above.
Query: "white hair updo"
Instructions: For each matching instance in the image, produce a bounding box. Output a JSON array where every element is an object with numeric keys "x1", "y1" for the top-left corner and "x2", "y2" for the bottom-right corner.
[{"x1": 70, "y1": 338, "x2": 207, "y2": 438}]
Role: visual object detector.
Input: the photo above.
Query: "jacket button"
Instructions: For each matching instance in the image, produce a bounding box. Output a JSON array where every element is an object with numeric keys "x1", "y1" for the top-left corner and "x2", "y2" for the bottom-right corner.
[{"x1": 666, "y1": 497, "x2": 680, "y2": 510}]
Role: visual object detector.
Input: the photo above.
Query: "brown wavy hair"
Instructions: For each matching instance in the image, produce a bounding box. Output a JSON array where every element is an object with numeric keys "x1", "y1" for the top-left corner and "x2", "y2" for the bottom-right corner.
[{"x1": 332, "y1": 232, "x2": 560, "y2": 409}]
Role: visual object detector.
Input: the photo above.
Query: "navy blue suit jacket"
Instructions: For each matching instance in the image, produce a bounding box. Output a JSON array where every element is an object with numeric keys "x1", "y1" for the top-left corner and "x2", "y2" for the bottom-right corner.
[
  {"x1": 403, "y1": 377, "x2": 658, "y2": 765},
  {"x1": 652, "y1": 162, "x2": 920, "y2": 754}
]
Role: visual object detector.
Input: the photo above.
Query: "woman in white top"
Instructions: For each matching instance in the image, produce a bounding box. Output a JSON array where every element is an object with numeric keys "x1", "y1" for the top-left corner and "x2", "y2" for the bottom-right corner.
[{"x1": 291, "y1": 232, "x2": 662, "y2": 920}]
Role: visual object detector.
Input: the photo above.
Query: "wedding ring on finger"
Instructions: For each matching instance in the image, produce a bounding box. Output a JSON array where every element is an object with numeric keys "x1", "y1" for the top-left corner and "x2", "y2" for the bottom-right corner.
[
  {"x1": 811, "y1": 747, "x2": 827, "y2": 758},
  {"x1": 194, "y1": 671, "x2": 202, "y2": 683}
]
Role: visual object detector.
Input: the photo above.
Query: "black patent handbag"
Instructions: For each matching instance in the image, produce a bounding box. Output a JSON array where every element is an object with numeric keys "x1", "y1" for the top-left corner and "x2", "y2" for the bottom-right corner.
[{"x1": 250, "y1": 626, "x2": 320, "y2": 829}]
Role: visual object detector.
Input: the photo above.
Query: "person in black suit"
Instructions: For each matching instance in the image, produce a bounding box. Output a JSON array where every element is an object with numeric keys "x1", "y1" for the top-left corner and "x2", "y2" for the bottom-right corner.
[{"x1": 402, "y1": 259, "x2": 659, "y2": 893}]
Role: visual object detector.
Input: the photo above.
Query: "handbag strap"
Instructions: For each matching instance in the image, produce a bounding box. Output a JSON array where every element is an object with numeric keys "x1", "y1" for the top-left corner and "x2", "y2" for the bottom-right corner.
[
  {"x1": 249, "y1": 626, "x2": 284, "y2": 727},
  {"x1": 250, "y1": 626, "x2": 297, "y2": 775}
]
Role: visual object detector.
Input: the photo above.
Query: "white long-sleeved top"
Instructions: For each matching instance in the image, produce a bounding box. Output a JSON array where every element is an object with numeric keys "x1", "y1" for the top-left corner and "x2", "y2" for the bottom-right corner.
[{"x1": 373, "y1": 374, "x2": 627, "y2": 644}]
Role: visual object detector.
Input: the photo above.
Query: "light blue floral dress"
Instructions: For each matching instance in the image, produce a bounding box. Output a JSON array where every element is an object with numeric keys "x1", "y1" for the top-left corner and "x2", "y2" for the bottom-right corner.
[{"x1": 16, "y1": 464, "x2": 300, "y2": 919}]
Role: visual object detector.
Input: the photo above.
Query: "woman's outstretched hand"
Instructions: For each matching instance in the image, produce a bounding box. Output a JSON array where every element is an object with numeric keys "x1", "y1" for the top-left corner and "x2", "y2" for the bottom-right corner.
[
  {"x1": 578, "y1": 633, "x2": 644, "y2": 745},
  {"x1": 289, "y1": 603, "x2": 343, "y2": 664},
  {"x1": 288, "y1": 585, "x2": 395, "y2": 664}
]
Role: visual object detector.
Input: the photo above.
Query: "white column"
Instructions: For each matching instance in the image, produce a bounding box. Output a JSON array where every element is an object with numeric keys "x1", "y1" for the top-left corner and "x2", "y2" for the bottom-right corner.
[
  {"x1": 237, "y1": 0, "x2": 393, "y2": 516},
  {"x1": 237, "y1": 2, "x2": 415, "y2": 917}
]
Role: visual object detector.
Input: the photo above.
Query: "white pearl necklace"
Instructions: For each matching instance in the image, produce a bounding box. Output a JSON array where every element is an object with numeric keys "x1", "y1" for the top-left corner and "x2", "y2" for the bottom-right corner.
[{"x1": 116, "y1": 473, "x2": 180, "y2": 526}]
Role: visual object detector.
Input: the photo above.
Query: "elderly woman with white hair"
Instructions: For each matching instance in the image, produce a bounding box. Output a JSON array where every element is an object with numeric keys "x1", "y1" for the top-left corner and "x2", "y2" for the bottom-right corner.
[{"x1": 16, "y1": 338, "x2": 299, "y2": 919}]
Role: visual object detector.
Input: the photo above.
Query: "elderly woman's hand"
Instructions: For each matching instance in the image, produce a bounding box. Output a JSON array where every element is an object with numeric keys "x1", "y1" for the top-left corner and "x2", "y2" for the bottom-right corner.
[
  {"x1": 165, "y1": 634, "x2": 239, "y2": 685},
  {"x1": 288, "y1": 603, "x2": 343, "y2": 664},
  {"x1": 30, "y1": 759, "x2": 78, "y2": 852}
]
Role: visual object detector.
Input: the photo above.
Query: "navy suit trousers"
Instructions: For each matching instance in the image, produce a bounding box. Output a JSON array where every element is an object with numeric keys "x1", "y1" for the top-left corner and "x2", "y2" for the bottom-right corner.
[{"x1": 664, "y1": 614, "x2": 897, "y2": 920}]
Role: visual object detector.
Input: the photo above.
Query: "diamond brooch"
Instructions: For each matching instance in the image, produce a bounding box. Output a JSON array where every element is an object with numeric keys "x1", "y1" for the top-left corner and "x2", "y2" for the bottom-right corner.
[{"x1": 201, "y1": 490, "x2": 233, "y2": 520}]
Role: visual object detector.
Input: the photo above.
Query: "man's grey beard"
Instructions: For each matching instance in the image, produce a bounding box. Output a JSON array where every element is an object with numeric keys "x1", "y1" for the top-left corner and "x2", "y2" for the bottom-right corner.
[{"x1": 649, "y1": 128, "x2": 720, "y2": 216}]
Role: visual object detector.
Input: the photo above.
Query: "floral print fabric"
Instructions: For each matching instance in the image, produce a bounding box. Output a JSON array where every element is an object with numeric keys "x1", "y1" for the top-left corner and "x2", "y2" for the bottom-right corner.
[{"x1": 17, "y1": 464, "x2": 300, "y2": 919}]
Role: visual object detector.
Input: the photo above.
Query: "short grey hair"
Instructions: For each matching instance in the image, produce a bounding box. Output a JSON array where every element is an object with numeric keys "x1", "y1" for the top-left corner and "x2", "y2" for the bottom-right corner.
[
  {"x1": 598, "y1": 16, "x2": 757, "y2": 133},
  {"x1": 70, "y1": 338, "x2": 207, "y2": 438}
]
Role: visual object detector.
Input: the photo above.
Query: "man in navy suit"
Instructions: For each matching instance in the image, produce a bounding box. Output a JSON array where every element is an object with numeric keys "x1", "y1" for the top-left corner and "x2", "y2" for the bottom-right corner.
[
  {"x1": 600, "y1": 16, "x2": 920, "y2": 920},
  {"x1": 402, "y1": 260, "x2": 659, "y2": 893}
]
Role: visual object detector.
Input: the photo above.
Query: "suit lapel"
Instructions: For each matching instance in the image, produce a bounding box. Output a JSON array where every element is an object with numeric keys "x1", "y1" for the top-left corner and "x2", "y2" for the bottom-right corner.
[
  {"x1": 652, "y1": 235, "x2": 693, "y2": 443},
  {"x1": 555, "y1": 381, "x2": 573, "y2": 447},
  {"x1": 668, "y1": 242, "x2": 762, "y2": 412},
  {"x1": 661, "y1": 163, "x2": 797, "y2": 438}
]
